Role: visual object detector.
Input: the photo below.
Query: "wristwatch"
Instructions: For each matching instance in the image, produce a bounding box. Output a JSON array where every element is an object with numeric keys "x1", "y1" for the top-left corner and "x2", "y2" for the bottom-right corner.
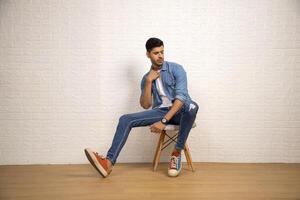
[{"x1": 161, "y1": 117, "x2": 169, "y2": 125}]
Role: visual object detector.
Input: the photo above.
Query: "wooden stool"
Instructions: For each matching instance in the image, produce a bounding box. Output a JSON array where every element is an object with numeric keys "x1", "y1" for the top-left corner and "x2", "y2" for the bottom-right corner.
[{"x1": 152, "y1": 123, "x2": 196, "y2": 171}]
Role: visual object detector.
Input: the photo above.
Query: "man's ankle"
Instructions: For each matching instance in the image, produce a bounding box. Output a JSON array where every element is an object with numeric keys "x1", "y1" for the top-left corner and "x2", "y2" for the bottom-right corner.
[
  {"x1": 172, "y1": 149, "x2": 182, "y2": 157},
  {"x1": 173, "y1": 148, "x2": 182, "y2": 154},
  {"x1": 107, "y1": 158, "x2": 113, "y2": 170}
]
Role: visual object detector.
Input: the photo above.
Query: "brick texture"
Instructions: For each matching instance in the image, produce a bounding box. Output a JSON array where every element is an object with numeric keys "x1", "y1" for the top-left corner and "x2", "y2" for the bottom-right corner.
[{"x1": 0, "y1": 0, "x2": 299, "y2": 164}]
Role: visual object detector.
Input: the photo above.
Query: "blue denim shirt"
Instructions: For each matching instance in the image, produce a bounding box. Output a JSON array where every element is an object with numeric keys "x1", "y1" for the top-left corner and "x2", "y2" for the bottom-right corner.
[{"x1": 140, "y1": 61, "x2": 192, "y2": 109}]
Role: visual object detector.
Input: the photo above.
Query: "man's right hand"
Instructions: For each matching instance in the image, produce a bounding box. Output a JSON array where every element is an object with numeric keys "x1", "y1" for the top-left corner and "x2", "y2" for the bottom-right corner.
[{"x1": 146, "y1": 69, "x2": 160, "y2": 82}]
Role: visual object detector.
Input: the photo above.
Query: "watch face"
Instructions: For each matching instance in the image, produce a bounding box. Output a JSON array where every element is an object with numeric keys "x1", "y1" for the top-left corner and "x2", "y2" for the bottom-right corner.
[{"x1": 162, "y1": 118, "x2": 167, "y2": 123}]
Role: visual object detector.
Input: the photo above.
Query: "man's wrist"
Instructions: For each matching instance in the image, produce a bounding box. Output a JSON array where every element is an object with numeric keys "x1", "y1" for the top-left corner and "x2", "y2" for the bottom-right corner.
[
  {"x1": 145, "y1": 79, "x2": 152, "y2": 84},
  {"x1": 161, "y1": 117, "x2": 169, "y2": 125}
]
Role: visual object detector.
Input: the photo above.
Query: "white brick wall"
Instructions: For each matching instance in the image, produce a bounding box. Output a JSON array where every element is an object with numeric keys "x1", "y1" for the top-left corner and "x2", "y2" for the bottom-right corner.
[{"x1": 0, "y1": 0, "x2": 299, "y2": 165}]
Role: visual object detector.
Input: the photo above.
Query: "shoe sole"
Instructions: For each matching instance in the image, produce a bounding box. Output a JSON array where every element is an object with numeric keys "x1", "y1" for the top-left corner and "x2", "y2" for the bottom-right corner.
[
  {"x1": 84, "y1": 148, "x2": 108, "y2": 178},
  {"x1": 168, "y1": 167, "x2": 181, "y2": 177}
]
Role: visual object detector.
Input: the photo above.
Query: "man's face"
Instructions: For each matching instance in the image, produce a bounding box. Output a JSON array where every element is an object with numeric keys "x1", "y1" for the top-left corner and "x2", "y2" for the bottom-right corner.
[{"x1": 147, "y1": 45, "x2": 164, "y2": 67}]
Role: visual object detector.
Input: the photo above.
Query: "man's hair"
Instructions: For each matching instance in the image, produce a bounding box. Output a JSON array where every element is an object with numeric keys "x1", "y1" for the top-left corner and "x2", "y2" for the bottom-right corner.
[{"x1": 145, "y1": 37, "x2": 164, "y2": 52}]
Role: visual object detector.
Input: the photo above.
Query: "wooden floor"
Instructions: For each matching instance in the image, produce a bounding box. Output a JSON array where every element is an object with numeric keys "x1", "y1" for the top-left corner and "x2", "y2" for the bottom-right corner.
[{"x1": 0, "y1": 163, "x2": 300, "y2": 200}]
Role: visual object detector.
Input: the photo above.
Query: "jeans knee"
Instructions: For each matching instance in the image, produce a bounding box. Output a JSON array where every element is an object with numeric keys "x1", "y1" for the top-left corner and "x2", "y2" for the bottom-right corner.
[
  {"x1": 193, "y1": 102, "x2": 199, "y2": 113},
  {"x1": 184, "y1": 101, "x2": 199, "y2": 116},
  {"x1": 119, "y1": 114, "x2": 134, "y2": 125},
  {"x1": 119, "y1": 114, "x2": 129, "y2": 122}
]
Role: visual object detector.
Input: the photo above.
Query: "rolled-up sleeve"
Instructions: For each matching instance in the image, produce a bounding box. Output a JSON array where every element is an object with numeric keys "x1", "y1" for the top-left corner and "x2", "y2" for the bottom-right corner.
[{"x1": 174, "y1": 65, "x2": 189, "y2": 103}]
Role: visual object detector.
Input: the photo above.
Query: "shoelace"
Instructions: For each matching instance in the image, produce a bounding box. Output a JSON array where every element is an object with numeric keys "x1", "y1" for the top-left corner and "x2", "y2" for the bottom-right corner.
[
  {"x1": 170, "y1": 156, "x2": 178, "y2": 169},
  {"x1": 95, "y1": 152, "x2": 105, "y2": 159},
  {"x1": 94, "y1": 152, "x2": 111, "y2": 173}
]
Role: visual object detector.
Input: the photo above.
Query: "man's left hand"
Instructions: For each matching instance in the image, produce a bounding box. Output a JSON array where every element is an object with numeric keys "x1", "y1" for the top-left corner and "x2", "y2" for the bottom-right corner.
[{"x1": 150, "y1": 121, "x2": 166, "y2": 134}]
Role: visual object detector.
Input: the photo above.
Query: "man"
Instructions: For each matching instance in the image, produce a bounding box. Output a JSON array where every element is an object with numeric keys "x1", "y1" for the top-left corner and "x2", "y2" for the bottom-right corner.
[{"x1": 84, "y1": 37, "x2": 199, "y2": 178}]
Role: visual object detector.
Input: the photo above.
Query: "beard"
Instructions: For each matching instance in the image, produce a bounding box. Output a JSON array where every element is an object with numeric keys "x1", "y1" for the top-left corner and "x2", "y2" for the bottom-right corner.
[{"x1": 155, "y1": 59, "x2": 164, "y2": 66}]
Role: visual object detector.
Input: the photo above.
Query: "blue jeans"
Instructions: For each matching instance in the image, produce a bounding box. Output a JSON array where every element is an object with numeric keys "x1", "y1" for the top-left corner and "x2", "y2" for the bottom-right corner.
[{"x1": 106, "y1": 100, "x2": 199, "y2": 165}]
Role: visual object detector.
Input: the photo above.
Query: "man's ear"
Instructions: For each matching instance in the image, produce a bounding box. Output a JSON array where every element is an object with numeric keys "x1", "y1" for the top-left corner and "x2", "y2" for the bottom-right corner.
[{"x1": 146, "y1": 51, "x2": 150, "y2": 58}]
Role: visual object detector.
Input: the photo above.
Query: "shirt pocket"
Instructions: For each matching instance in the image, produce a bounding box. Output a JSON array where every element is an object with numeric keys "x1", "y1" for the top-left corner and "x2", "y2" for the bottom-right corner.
[{"x1": 164, "y1": 75, "x2": 176, "y2": 89}]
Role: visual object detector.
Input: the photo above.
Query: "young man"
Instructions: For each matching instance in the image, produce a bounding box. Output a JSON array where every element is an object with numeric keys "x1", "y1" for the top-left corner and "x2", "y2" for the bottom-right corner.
[{"x1": 84, "y1": 37, "x2": 199, "y2": 178}]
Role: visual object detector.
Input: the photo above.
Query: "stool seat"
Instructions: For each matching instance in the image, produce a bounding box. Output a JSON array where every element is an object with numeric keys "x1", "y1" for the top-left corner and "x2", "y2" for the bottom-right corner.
[
  {"x1": 164, "y1": 123, "x2": 196, "y2": 131},
  {"x1": 152, "y1": 122, "x2": 196, "y2": 172}
]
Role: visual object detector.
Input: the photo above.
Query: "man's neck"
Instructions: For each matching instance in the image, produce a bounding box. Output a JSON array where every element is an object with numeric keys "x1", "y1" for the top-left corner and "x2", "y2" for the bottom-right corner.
[{"x1": 151, "y1": 64, "x2": 162, "y2": 71}]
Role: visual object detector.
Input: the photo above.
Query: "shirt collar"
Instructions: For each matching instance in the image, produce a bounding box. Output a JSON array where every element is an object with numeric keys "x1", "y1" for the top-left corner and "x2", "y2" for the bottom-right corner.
[
  {"x1": 161, "y1": 61, "x2": 167, "y2": 71},
  {"x1": 151, "y1": 61, "x2": 167, "y2": 71}
]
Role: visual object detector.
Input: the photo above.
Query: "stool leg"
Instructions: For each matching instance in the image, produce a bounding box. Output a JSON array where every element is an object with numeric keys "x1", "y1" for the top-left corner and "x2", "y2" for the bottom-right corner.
[
  {"x1": 153, "y1": 130, "x2": 166, "y2": 171},
  {"x1": 184, "y1": 144, "x2": 195, "y2": 172}
]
